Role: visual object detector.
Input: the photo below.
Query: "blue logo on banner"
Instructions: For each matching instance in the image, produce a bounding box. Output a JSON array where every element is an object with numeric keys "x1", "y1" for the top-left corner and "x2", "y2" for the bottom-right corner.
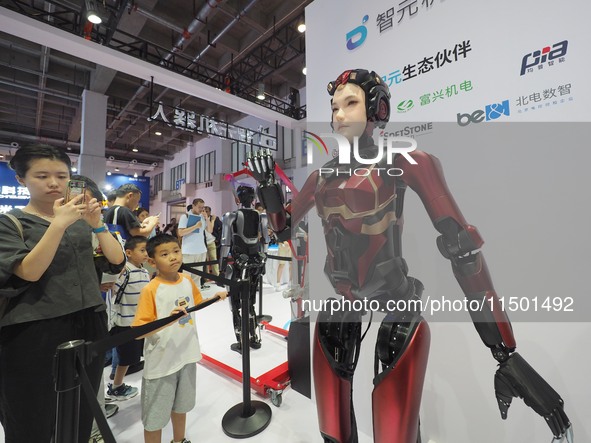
[{"x1": 346, "y1": 15, "x2": 369, "y2": 50}]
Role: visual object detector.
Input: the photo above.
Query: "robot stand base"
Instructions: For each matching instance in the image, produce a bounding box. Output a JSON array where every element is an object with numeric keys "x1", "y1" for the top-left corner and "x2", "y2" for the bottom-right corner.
[{"x1": 222, "y1": 400, "x2": 272, "y2": 438}]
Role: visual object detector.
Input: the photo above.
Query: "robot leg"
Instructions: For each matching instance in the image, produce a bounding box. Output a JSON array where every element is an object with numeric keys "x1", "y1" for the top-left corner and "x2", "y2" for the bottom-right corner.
[
  {"x1": 248, "y1": 273, "x2": 262, "y2": 349},
  {"x1": 372, "y1": 313, "x2": 431, "y2": 443},
  {"x1": 227, "y1": 264, "x2": 243, "y2": 353},
  {"x1": 313, "y1": 298, "x2": 362, "y2": 443}
]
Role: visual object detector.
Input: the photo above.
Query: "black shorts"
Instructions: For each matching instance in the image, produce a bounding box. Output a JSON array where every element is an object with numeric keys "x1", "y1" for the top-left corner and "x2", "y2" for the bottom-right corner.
[{"x1": 111, "y1": 325, "x2": 144, "y2": 366}]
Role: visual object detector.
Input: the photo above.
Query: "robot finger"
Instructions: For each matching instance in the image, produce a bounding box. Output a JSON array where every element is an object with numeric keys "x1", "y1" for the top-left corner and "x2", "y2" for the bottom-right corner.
[
  {"x1": 253, "y1": 155, "x2": 263, "y2": 174},
  {"x1": 493, "y1": 371, "x2": 515, "y2": 419},
  {"x1": 546, "y1": 412, "x2": 561, "y2": 439},
  {"x1": 265, "y1": 152, "x2": 274, "y2": 171},
  {"x1": 551, "y1": 424, "x2": 574, "y2": 443},
  {"x1": 553, "y1": 407, "x2": 568, "y2": 435},
  {"x1": 565, "y1": 424, "x2": 574, "y2": 443}
]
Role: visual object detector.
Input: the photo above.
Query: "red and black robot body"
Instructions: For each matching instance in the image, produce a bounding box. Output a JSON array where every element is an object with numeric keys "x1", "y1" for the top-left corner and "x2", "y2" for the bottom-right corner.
[{"x1": 247, "y1": 69, "x2": 572, "y2": 443}]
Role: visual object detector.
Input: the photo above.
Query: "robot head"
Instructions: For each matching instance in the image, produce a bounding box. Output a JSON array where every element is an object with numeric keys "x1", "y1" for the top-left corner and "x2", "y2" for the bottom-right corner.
[
  {"x1": 327, "y1": 69, "x2": 391, "y2": 129},
  {"x1": 237, "y1": 185, "x2": 255, "y2": 208}
]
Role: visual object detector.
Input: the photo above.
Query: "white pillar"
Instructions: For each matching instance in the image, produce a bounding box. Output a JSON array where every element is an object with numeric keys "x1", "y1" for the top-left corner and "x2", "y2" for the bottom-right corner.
[{"x1": 79, "y1": 89, "x2": 107, "y2": 186}]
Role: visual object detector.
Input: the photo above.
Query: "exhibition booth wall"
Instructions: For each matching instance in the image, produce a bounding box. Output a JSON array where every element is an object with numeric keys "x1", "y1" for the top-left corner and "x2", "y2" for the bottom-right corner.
[{"x1": 304, "y1": 0, "x2": 590, "y2": 441}]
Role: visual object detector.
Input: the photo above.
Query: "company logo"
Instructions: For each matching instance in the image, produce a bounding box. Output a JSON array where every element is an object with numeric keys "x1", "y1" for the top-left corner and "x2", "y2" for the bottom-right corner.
[
  {"x1": 515, "y1": 82, "x2": 573, "y2": 114},
  {"x1": 457, "y1": 100, "x2": 510, "y2": 126},
  {"x1": 396, "y1": 99, "x2": 414, "y2": 113},
  {"x1": 381, "y1": 122, "x2": 433, "y2": 138},
  {"x1": 520, "y1": 40, "x2": 568, "y2": 76},
  {"x1": 346, "y1": 15, "x2": 369, "y2": 50},
  {"x1": 306, "y1": 132, "x2": 417, "y2": 176},
  {"x1": 305, "y1": 131, "x2": 329, "y2": 156}
]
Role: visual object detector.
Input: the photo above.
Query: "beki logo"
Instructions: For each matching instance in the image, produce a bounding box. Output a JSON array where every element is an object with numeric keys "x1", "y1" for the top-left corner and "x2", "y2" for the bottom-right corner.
[
  {"x1": 520, "y1": 40, "x2": 568, "y2": 76},
  {"x1": 346, "y1": 15, "x2": 369, "y2": 51},
  {"x1": 457, "y1": 100, "x2": 510, "y2": 127}
]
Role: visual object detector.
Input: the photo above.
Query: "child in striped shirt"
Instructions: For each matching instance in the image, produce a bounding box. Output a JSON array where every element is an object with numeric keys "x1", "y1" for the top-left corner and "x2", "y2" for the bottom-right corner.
[{"x1": 107, "y1": 235, "x2": 151, "y2": 401}]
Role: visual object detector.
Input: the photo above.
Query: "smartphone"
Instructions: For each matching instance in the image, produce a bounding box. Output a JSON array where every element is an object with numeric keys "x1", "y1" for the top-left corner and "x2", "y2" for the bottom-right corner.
[{"x1": 65, "y1": 179, "x2": 86, "y2": 203}]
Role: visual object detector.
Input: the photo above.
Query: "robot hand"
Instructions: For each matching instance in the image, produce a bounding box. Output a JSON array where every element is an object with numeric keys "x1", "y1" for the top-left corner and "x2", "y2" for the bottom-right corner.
[
  {"x1": 246, "y1": 150, "x2": 275, "y2": 185},
  {"x1": 494, "y1": 352, "x2": 573, "y2": 442}
]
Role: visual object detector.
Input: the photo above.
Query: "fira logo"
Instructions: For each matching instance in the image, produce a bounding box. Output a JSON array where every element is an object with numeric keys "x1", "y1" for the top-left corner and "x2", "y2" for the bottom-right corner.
[
  {"x1": 457, "y1": 100, "x2": 510, "y2": 126},
  {"x1": 520, "y1": 40, "x2": 568, "y2": 76},
  {"x1": 346, "y1": 15, "x2": 369, "y2": 51}
]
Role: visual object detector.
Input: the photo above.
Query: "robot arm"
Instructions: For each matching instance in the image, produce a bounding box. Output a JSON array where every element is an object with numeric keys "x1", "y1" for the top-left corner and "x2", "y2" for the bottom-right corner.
[
  {"x1": 247, "y1": 151, "x2": 317, "y2": 242},
  {"x1": 259, "y1": 213, "x2": 270, "y2": 254},
  {"x1": 220, "y1": 211, "x2": 237, "y2": 271},
  {"x1": 398, "y1": 150, "x2": 572, "y2": 441}
]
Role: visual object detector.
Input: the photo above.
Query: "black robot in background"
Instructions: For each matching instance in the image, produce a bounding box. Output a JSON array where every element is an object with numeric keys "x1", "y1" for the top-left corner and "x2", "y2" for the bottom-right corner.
[{"x1": 220, "y1": 185, "x2": 269, "y2": 353}]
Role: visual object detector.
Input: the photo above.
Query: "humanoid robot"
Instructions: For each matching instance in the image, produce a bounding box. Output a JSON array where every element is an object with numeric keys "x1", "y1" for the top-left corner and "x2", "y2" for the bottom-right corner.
[
  {"x1": 220, "y1": 185, "x2": 269, "y2": 353},
  {"x1": 247, "y1": 69, "x2": 573, "y2": 443}
]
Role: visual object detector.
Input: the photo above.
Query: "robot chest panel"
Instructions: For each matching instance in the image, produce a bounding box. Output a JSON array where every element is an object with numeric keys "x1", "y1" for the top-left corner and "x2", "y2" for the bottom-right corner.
[{"x1": 315, "y1": 170, "x2": 395, "y2": 222}]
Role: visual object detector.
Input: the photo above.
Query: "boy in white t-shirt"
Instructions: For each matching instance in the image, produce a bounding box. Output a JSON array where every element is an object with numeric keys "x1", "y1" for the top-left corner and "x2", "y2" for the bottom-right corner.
[
  {"x1": 132, "y1": 234, "x2": 226, "y2": 443},
  {"x1": 107, "y1": 236, "x2": 151, "y2": 401}
]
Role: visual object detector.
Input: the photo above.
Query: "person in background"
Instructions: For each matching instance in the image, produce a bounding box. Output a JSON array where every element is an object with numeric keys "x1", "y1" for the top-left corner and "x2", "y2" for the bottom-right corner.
[
  {"x1": 71, "y1": 174, "x2": 124, "y2": 431},
  {"x1": 0, "y1": 144, "x2": 125, "y2": 442},
  {"x1": 132, "y1": 234, "x2": 227, "y2": 443},
  {"x1": 275, "y1": 202, "x2": 293, "y2": 291},
  {"x1": 107, "y1": 236, "x2": 151, "y2": 402},
  {"x1": 136, "y1": 207, "x2": 156, "y2": 239},
  {"x1": 163, "y1": 217, "x2": 178, "y2": 238},
  {"x1": 177, "y1": 199, "x2": 207, "y2": 288},
  {"x1": 106, "y1": 191, "x2": 117, "y2": 208},
  {"x1": 203, "y1": 206, "x2": 221, "y2": 277},
  {"x1": 104, "y1": 184, "x2": 159, "y2": 240}
]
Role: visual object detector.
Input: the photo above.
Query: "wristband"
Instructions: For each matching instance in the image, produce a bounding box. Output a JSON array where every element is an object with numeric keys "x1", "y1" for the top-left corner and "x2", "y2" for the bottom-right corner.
[{"x1": 93, "y1": 225, "x2": 108, "y2": 234}]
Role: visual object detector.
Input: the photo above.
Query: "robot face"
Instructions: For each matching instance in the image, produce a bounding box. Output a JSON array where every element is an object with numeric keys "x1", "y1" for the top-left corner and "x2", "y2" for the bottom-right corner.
[
  {"x1": 331, "y1": 83, "x2": 368, "y2": 143},
  {"x1": 237, "y1": 186, "x2": 255, "y2": 207},
  {"x1": 328, "y1": 69, "x2": 391, "y2": 129}
]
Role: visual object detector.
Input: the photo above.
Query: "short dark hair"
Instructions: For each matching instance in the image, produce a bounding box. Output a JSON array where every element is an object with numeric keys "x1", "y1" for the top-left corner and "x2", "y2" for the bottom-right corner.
[
  {"x1": 192, "y1": 198, "x2": 204, "y2": 206},
  {"x1": 9, "y1": 144, "x2": 71, "y2": 177},
  {"x1": 107, "y1": 191, "x2": 117, "y2": 203},
  {"x1": 146, "y1": 234, "x2": 180, "y2": 258},
  {"x1": 134, "y1": 207, "x2": 149, "y2": 217},
  {"x1": 71, "y1": 174, "x2": 103, "y2": 201},
  {"x1": 125, "y1": 235, "x2": 148, "y2": 252},
  {"x1": 115, "y1": 183, "x2": 141, "y2": 198}
]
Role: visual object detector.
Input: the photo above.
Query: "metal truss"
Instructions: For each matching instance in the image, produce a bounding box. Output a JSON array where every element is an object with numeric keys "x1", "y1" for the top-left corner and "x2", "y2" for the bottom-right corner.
[{"x1": 2, "y1": 0, "x2": 306, "y2": 119}]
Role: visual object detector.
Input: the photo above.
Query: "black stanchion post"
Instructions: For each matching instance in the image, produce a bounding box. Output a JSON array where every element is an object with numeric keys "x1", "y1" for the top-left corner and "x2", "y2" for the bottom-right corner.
[
  {"x1": 222, "y1": 278, "x2": 272, "y2": 438},
  {"x1": 54, "y1": 339, "x2": 85, "y2": 443}
]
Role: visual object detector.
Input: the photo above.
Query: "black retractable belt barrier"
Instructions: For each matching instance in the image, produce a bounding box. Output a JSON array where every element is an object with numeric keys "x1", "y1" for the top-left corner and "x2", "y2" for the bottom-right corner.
[{"x1": 53, "y1": 295, "x2": 222, "y2": 443}]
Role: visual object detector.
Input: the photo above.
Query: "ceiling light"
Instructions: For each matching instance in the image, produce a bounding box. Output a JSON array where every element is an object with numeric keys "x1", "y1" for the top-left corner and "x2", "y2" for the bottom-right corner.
[
  {"x1": 257, "y1": 83, "x2": 265, "y2": 100},
  {"x1": 114, "y1": 167, "x2": 120, "y2": 172},
  {"x1": 155, "y1": 131, "x2": 162, "y2": 136},
  {"x1": 0, "y1": 154, "x2": 4, "y2": 158},
  {"x1": 71, "y1": 167, "x2": 78, "y2": 172},
  {"x1": 85, "y1": 0, "x2": 102, "y2": 24},
  {"x1": 132, "y1": 147, "x2": 139, "y2": 152},
  {"x1": 302, "y1": 66, "x2": 307, "y2": 75},
  {"x1": 106, "y1": 171, "x2": 112, "y2": 176},
  {"x1": 133, "y1": 172, "x2": 138, "y2": 178},
  {"x1": 297, "y1": 23, "x2": 306, "y2": 33}
]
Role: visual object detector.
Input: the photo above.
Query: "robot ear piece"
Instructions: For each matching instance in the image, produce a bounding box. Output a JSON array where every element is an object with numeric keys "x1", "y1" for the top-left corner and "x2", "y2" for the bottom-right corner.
[{"x1": 376, "y1": 96, "x2": 390, "y2": 122}]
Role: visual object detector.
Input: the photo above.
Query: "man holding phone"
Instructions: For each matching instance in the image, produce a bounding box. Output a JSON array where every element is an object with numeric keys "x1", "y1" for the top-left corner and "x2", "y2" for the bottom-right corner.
[
  {"x1": 178, "y1": 197, "x2": 208, "y2": 287},
  {"x1": 104, "y1": 184, "x2": 159, "y2": 239}
]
